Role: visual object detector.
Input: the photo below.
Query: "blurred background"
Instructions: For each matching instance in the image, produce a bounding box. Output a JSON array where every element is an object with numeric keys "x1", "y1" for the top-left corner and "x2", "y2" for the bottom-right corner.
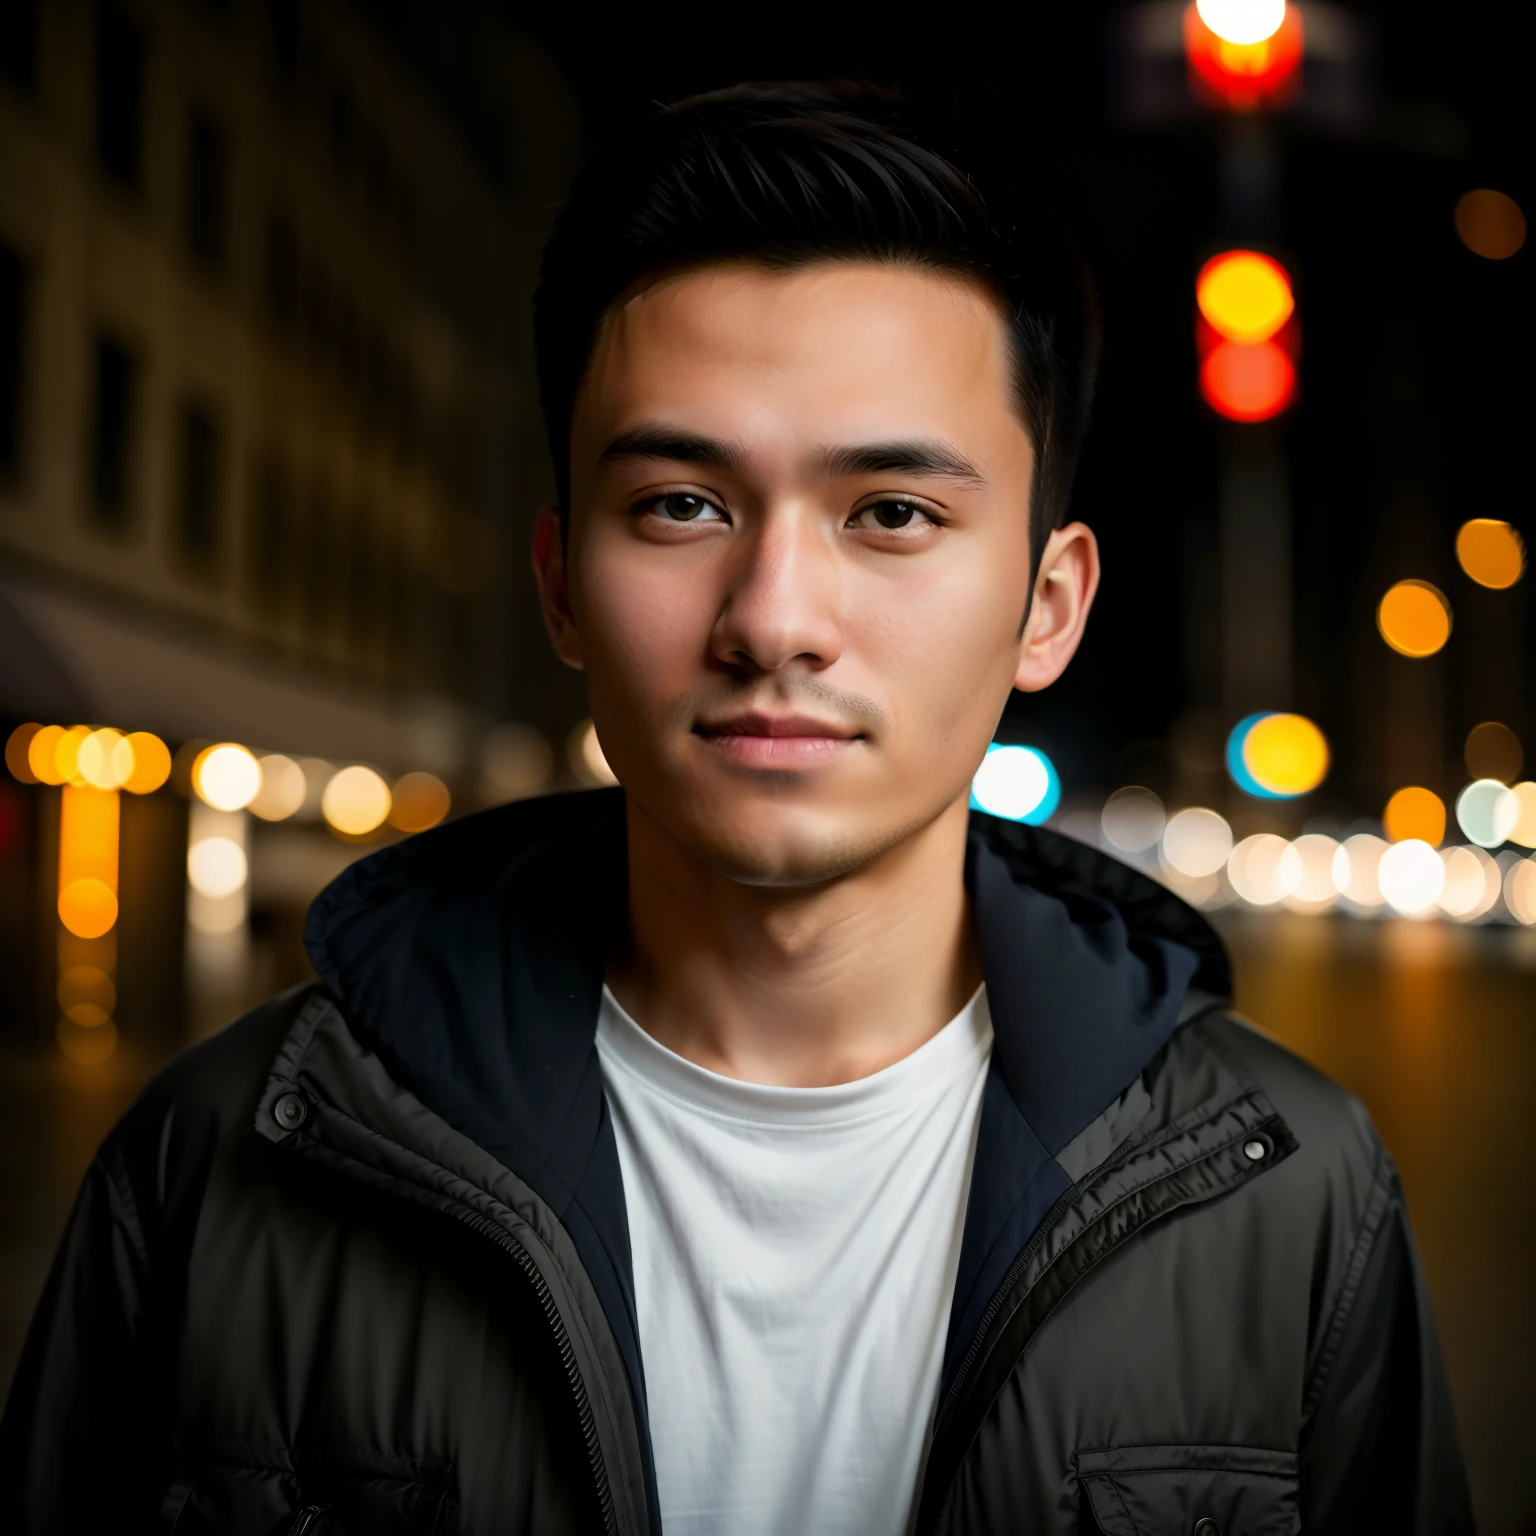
[{"x1": 0, "y1": 0, "x2": 1531, "y2": 1527}]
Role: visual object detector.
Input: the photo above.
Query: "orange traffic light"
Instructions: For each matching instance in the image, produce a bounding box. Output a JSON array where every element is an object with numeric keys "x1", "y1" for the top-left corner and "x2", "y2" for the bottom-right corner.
[{"x1": 1196, "y1": 250, "x2": 1298, "y2": 422}]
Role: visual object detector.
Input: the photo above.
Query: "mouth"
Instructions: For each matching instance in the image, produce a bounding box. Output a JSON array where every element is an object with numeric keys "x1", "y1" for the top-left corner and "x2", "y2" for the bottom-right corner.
[{"x1": 692, "y1": 711, "x2": 866, "y2": 769}]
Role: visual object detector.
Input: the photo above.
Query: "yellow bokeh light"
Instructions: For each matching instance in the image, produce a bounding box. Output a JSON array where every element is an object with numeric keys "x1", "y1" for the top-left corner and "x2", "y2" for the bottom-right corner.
[
  {"x1": 1376, "y1": 579, "x2": 1451, "y2": 658},
  {"x1": 1242, "y1": 712, "x2": 1328, "y2": 796},
  {"x1": 57, "y1": 1014, "x2": 117, "y2": 1066},
  {"x1": 1196, "y1": 250, "x2": 1294, "y2": 344},
  {"x1": 321, "y1": 765, "x2": 392, "y2": 836},
  {"x1": 1508, "y1": 782, "x2": 1536, "y2": 849},
  {"x1": 76, "y1": 728, "x2": 129, "y2": 790},
  {"x1": 59, "y1": 878, "x2": 119, "y2": 938},
  {"x1": 249, "y1": 754, "x2": 307, "y2": 821},
  {"x1": 1454, "y1": 189, "x2": 1527, "y2": 261},
  {"x1": 1455, "y1": 519, "x2": 1525, "y2": 590},
  {"x1": 5, "y1": 722, "x2": 41, "y2": 783},
  {"x1": 121, "y1": 731, "x2": 171, "y2": 794},
  {"x1": 1383, "y1": 785, "x2": 1446, "y2": 847},
  {"x1": 54, "y1": 725, "x2": 91, "y2": 784},
  {"x1": 388, "y1": 771, "x2": 451, "y2": 833},
  {"x1": 193, "y1": 743, "x2": 261, "y2": 811},
  {"x1": 28, "y1": 724, "x2": 65, "y2": 784}
]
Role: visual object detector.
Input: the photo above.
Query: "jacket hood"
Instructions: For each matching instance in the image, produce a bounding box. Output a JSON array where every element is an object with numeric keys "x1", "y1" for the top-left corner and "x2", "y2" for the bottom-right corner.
[{"x1": 301, "y1": 786, "x2": 1231, "y2": 1426}]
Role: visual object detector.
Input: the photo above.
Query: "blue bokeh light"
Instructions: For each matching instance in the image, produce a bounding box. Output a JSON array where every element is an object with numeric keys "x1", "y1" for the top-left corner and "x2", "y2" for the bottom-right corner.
[{"x1": 970, "y1": 743, "x2": 1061, "y2": 825}]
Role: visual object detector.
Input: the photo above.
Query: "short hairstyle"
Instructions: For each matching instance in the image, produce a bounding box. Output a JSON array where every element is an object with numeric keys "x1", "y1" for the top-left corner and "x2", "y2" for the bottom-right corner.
[{"x1": 533, "y1": 82, "x2": 1099, "y2": 567}]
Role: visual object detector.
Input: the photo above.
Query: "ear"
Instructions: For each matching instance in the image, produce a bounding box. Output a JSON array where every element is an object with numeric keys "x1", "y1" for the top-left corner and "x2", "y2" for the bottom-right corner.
[
  {"x1": 531, "y1": 506, "x2": 584, "y2": 670},
  {"x1": 1013, "y1": 522, "x2": 1100, "y2": 693}
]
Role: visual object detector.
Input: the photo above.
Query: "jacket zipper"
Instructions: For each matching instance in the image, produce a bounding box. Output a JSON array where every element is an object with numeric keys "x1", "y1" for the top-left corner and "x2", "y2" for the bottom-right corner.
[
  {"x1": 281, "y1": 1134, "x2": 621, "y2": 1536},
  {"x1": 449, "y1": 1208, "x2": 618, "y2": 1535}
]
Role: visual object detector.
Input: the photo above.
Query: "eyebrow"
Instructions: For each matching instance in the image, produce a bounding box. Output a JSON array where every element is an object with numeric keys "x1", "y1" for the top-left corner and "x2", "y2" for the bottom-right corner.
[
  {"x1": 596, "y1": 422, "x2": 987, "y2": 488},
  {"x1": 815, "y1": 438, "x2": 987, "y2": 487},
  {"x1": 598, "y1": 424, "x2": 747, "y2": 474}
]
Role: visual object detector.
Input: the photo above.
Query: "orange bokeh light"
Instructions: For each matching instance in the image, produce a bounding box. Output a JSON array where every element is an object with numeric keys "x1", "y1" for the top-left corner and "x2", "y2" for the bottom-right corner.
[
  {"x1": 1183, "y1": 1, "x2": 1303, "y2": 112},
  {"x1": 1384, "y1": 786, "x2": 1446, "y2": 847},
  {"x1": 1377, "y1": 579, "x2": 1452, "y2": 658},
  {"x1": 1199, "y1": 338, "x2": 1296, "y2": 422}
]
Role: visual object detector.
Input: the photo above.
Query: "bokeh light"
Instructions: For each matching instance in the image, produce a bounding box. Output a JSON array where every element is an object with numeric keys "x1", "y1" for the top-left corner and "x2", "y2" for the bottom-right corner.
[
  {"x1": 1378, "y1": 839, "x2": 1445, "y2": 915},
  {"x1": 1455, "y1": 779, "x2": 1519, "y2": 848},
  {"x1": 1196, "y1": 250, "x2": 1294, "y2": 343},
  {"x1": 570, "y1": 719, "x2": 619, "y2": 788},
  {"x1": 388, "y1": 771, "x2": 451, "y2": 833},
  {"x1": 1194, "y1": 0, "x2": 1285, "y2": 45},
  {"x1": 1504, "y1": 858, "x2": 1536, "y2": 926},
  {"x1": 249, "y1": 754, "x2": 307, "y2": 821},
  {"x1": 1162, "y1": 807, "x2": 1233, "y2": 878},
  {"x1": 187, "y1": 836, "x2": 249, "y2": 898},
  {"x1": 1376, "y1": 580, "x2": 1451, "y2": 658},
  {"x1": 1242, "y1": 712, "x2": 1328, "y2": 797},
  {"x1": 52, "y1": 726, "x2": 89, "y2": 784},
  {"x1": 58, "y1": 965, "x2": 115, "y2": 1018},
  {"x1": 58, "y1": 878, "x2": 117, "y2": 939},
  {"x1": 76, "y1": 728, "x2": 129, "y2": 790},
  {"x1": 1101, "y1": 786, "x2": 1165, "y2": 853},
  {"x1": 1285, "y1": 833, "x2": 1343, "y2": 911},
  {"x1": 1383, "y1": 786, "x2": 1445, "y2": 846},
  {"x1": 56, "y1": 1014, "x2": 118, "y2": 1066},
  {"x1": 27, "y1": 724, "x2": 65, "y2": 784},
  {"x1": 1455, "y1": 519, "x2": 1525, "y2": 589},
  {"x1": 321, "y1": 765, "x2": 392, "y2": 836},
  {"x1": 1338, "y1": 832, "x2": 1388, "y2": 907},
  {"x1": 1454, "y1": 189, "x2": 1527, "y2": 261},
  {"x1": 1465, "y1": 721, "x2": 1522, "y2": 784},
  {"x1": 194, "y1": 743, "x2": 261, "y2": 811},
  {"x1": 57, "y1": 783, "x2": 119, "y2": 939},
  {"x1": 5, "y1": 723, "x2": 40, "y2": 783},
  {"x1": 121, "y1": 732, "x2": 171, "y2": 794},
  {"x1": 1437, "y1": 846, "x2": 1499, "y2": 922},
  {"x1": 1228, "y1": 832, "x2": 1301, "y2": 905},
  {"x1": 1199, "y1": 339, "x2": 1295, "y2": 422},
  {"x1": 971, "y1": 745, "x2": 1061, "y2": 825},
  {"x1": 1508, "y1": 782, "x2": 1536, "y2": 849}
]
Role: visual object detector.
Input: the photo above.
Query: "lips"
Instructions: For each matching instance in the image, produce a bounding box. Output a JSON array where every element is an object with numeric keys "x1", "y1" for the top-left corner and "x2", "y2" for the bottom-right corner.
[{"x1": 694, "y1": 711, "x2": 864, "y2": 769}]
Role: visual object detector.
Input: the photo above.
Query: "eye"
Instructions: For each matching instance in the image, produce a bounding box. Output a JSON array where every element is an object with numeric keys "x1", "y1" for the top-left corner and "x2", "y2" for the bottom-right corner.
[
  {"x1": 849, "y1": 499, "x2": 936, "y2": 532},
  {"x1": 643, "y1": 492, "x2": 726, "y2": 523}
]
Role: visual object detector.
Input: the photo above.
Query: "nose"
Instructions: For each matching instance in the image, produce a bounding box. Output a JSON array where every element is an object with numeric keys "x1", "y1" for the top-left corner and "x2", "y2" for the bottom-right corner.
[{"x1": 709, "y1": 511, "x2": 843, "y2": 675}]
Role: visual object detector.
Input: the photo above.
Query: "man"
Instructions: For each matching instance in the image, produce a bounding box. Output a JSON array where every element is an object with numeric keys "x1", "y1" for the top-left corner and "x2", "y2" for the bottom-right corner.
[{"x1": 3, "y1": 84, "x2": 1471, "y2": 1535}]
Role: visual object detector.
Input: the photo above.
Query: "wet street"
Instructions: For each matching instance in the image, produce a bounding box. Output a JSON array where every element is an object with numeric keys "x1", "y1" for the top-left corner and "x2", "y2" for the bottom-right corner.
[{"x1": 1, "y1": 913, "x2": 1532, "y2": 1531}]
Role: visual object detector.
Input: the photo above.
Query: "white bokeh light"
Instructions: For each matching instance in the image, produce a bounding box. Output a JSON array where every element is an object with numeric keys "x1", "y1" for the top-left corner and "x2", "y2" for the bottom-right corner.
[
  {"x1": 1455, "y1": 779, "x2": 1519, "y2": 848},
  {"x1": 1161, "y1": 808, "x2": 1233, "y2": 879},
  {"x1": 1378, "y1": 839, "x2": 1446, "y2": 915}
]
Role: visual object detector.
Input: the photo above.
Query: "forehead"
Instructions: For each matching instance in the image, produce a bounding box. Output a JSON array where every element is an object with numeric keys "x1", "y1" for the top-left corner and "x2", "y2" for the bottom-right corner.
[{"x1": 574, "y1": 261, "x2": 1028, "y2": 462}]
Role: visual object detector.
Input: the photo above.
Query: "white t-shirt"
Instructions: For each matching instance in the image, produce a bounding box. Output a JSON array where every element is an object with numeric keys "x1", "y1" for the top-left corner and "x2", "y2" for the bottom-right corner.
[{"x1": 595, "y1": 984, "x2": 993, "y2": 1536}]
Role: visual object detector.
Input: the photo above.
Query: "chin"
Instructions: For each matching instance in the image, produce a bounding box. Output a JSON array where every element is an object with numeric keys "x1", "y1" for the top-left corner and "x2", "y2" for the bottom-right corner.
[{"x1": 676, "y1": 800, "x2": 928, "y2": 889}]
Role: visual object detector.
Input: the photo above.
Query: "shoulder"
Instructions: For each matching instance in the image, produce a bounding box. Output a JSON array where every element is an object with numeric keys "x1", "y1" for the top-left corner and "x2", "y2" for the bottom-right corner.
[
  {"x1": 98, "y1": 982, "x2": 324, "y2": 1226},
  {"x1": 1191, "y1": 1009, "x2": 1397, "y2": 1264}
]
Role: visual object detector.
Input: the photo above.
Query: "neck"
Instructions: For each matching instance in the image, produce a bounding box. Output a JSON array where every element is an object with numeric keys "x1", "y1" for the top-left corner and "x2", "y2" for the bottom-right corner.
[{"x1": 606, "y1": 795, "x2": 982, "y2": 1087}]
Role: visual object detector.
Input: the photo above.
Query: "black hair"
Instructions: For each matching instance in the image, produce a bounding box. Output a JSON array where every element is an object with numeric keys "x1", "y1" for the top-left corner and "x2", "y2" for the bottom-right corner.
[{"x1": 533, "y1": 81, "x2": 1099, "y2": 568}]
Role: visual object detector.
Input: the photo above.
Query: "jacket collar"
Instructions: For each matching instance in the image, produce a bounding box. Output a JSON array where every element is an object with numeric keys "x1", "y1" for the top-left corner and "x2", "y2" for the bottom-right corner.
[{"x1": 301, "y1": 786, "x2": 1231, "y2": 1434}]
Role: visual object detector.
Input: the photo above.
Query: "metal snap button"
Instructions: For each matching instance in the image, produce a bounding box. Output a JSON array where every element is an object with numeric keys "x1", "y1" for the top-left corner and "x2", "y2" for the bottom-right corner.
[
  {"x1": 1243, "y1": 1136, "x2": 1269, "y2": 1162},
  {"x1": 273, "y1": 1091, "x2": 308, "y2": 1131}
]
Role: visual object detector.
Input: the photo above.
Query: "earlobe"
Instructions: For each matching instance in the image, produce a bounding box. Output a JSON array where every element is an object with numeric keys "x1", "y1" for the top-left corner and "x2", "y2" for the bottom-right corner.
[
  {"x1": 531, "y1": 506, "x2": 585, "y2": 670},
  {"x1": 1011, "y1": 522, "x2": 1100, "y2": 694}
]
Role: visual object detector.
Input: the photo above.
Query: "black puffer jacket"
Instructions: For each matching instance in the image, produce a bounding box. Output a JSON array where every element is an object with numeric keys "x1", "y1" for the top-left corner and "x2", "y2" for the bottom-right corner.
[{"x1": 2, "y1": 791, "x2": 1473, "y2": 1534}]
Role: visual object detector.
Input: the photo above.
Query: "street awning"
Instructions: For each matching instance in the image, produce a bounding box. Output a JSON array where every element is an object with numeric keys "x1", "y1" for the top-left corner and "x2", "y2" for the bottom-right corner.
[{"x1": 0, "y1": 565, "x2": 467, "y2": 774}]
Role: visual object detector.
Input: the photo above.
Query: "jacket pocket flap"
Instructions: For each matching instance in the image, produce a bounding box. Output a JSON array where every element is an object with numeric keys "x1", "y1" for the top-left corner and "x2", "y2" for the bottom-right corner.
[{"x1": 1077, "y1": 1444, "x2": 1299, "y2": 1536}]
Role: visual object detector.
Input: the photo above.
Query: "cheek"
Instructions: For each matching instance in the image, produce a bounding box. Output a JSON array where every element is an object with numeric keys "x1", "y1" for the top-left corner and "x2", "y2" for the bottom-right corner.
[
  {"x1": 577, "y1": 534, "x2": 716, "y2": 699},
  {"x1": 847, "y1": 551, "x2": 1026, "y2": 738}
]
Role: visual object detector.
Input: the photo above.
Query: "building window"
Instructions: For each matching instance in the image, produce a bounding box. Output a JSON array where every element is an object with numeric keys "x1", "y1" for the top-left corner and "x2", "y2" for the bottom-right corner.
[
  {"x1": 177, "y1": 399, "x2": 222, "y2": 565},
  {"x1": 89, "y1": 333, "x2": 137, "y2": 527},
  {"x1": 94, "y1": 1, "x2": 146, "y2": 190},
  {"x1": 0, "y1": 242, "x2": 25, "y2": 483},
  {"x1": 0, "y1": 0, "x2": 40, "y2": 93},
  {"x1": 249, "y1": 451, "x2": 290, "y2": 610},
  {"x1": 186, "y1": 108, "x2": 230, "y2": 266}
]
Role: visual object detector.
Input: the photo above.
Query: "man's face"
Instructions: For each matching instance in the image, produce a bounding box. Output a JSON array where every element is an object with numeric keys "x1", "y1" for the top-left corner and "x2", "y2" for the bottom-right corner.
[{"x1": 548, "y1": 260, "x2": 1074, "y2": 886}]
